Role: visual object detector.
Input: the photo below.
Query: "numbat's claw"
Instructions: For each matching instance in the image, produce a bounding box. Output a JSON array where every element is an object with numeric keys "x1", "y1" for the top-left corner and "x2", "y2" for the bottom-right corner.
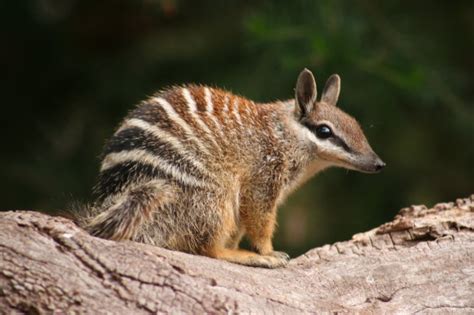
[{"x1": 269, "y1": 251, "x2": 291, "y2": 261}]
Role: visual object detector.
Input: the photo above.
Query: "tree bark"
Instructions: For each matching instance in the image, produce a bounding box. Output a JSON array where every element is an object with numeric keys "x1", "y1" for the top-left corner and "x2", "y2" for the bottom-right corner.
[{"x1": 1, "y1": 196, "x2": 473, "y2": 314}]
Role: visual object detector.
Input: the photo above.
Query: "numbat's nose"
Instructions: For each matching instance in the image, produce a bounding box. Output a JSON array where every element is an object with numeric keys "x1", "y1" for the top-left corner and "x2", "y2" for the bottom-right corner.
[{"x1": 374, "y1": 159, "x2": 386, "y2": 172}]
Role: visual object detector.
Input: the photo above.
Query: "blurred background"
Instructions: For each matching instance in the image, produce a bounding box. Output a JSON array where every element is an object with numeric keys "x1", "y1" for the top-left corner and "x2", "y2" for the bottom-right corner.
[{"x1": 1, "y1": 0, "x2": 472, "y2": 256}]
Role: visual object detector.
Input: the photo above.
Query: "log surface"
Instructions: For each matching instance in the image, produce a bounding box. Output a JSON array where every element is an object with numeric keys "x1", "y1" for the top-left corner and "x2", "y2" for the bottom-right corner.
[{"x1": 1, "y1": 196, "x2": 473, "y2": 314}]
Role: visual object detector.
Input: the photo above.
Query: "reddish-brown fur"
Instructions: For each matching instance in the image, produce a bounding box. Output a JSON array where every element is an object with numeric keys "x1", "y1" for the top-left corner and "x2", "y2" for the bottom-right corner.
[{"x1": 82, "y1": 69, "x2": 384, "y2": 268}]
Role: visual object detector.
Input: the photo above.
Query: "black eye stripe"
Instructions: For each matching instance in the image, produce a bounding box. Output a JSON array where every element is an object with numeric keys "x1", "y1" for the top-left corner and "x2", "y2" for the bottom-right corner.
[
  {"x1": 302, "y1": 122, "x2": 352, "y2": 152},
  {"x1": 330, "y1": 136, "x2": 352, "y2": 153}
]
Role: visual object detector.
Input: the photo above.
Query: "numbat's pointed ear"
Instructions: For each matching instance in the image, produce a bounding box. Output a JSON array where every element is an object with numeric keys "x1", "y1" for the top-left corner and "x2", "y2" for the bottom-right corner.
[
  {"x1": 295, "y1": 68, "x2": 317, "y2": 117},
  {"x1": 321, "y1": 74, "x2": 341, "y2": 106}
]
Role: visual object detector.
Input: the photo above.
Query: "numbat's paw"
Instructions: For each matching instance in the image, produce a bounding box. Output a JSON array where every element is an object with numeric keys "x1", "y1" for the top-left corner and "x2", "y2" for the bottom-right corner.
[
  {"x1": 248, "y1": 254, "x2": 289, "y2": 268},
  {"x1": 268, "y1": 251, "x2": 291, "y2": 261}
]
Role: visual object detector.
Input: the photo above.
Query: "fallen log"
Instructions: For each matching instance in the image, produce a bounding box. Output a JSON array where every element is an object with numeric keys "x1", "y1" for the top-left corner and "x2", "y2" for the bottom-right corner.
[{"x1": 1, "y1": 196, "x2": 473, "y2": 314}]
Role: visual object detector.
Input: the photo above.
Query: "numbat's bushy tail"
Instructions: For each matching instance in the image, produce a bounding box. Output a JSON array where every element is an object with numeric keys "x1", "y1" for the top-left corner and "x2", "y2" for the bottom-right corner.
[{"x1": 82, "y1": 69, "x2": 385, "y2": 268}]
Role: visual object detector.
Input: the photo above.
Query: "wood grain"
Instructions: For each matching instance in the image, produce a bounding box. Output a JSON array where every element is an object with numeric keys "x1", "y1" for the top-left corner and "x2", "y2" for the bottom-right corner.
[{"x1": 1, "y1": 196, "x2": 473, "y2": 314}]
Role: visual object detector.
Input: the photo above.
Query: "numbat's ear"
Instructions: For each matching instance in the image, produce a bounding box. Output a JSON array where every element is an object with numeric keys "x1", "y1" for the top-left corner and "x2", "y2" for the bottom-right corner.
[
  {"x1": 321, "y1": 74, "x2": 341, "y2": 106},
  {"x1": 295, "y1": 68, "x2": 317, "y2": 117}
]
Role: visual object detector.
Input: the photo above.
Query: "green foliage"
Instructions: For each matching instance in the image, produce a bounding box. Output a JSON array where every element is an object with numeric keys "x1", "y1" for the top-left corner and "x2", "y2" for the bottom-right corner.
[{"x1": 1, "y1": 0, "x2": 472, "y2": 255}]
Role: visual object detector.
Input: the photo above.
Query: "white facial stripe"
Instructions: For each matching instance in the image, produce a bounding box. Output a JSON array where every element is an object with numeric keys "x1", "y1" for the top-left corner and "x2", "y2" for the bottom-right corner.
[
  {"x1": 154, "y1": 96, "x2": 210, "y2": 155},
  {"x1": 315, "y1": 120, "x2": 353, "y2": 154},
  {"x1": 101, "y1": 149, "x2": 208, "y2": 188},
  {"x1": 318, "y1": 140, "x2": 347, "y2": 155},
  {"x1": 289, "y1": 119, "x2": 349, "y2": 156},
  {"x1": 289, "y1": 119, "x2": 319, "y2": 145}
]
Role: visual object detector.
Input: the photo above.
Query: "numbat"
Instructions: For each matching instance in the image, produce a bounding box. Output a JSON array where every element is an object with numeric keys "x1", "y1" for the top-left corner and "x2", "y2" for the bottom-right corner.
[{"x1": 82, "y1": 69, "x2": 385, "y2": 268}]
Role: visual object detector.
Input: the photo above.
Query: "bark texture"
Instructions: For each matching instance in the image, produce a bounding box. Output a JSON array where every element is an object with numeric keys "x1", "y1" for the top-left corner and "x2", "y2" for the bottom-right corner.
[{"x1": 1, "y1": 196, "x2": 473, "y2": 314}]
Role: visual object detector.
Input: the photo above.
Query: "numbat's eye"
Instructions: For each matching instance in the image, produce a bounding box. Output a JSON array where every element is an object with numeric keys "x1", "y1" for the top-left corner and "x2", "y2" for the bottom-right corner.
[{"x1": 316, "y1": 125, "x2": 332, "y2": 139}]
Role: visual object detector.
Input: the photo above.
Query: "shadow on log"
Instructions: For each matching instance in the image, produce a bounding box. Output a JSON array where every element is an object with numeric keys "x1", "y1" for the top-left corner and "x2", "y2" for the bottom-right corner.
[{"x1": 1, "y1": 196, "x2": 473, "y2": 314}]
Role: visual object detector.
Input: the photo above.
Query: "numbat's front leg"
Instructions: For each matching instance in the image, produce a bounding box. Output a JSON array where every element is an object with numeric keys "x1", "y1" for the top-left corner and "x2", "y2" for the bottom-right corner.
[
  {"x1": 207, "y1": 247, "x2": 289, "y2": 268},
  {"x1": 242, "y1": 208, "x2": 290, "y2": 267}
]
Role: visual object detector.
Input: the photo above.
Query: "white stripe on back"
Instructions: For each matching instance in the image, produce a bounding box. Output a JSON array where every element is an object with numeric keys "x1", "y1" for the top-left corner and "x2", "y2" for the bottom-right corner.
[
  {"x1": 232, "y1": 98, "x2": 243, "y2": 126},
  {"x1": 204, "y1": 87, "x2": 213, "y2": 113},
  {"x1": 223, "y1": 95, "x2": 230, "y2": 112},
  {"x1": 182, "y1": 88, "x2": 219, "y2": 147},
  {"x1": 153, "y1": 96, "x2": 210, "y2": 155},
  {"x1": 204, "y1": 87, "x2": 224, "y2": 136},
  {"x1": 117, "y1": 118, "x2": 210, "y2": 175},
  {"x1": 101, "y1": 149, "x2": 208, "y2": 188}
]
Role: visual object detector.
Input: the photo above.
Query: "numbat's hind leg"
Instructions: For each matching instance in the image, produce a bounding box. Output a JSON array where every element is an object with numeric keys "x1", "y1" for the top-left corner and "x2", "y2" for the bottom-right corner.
[{"x1": 86, "y1": 180, "x2": 176, "y2": 241}]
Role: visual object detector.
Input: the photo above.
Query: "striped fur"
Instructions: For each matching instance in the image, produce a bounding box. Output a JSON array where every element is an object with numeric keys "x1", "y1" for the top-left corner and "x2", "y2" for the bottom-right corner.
[{"x1": 83, "y1": 70, "x2": 384, "y2": 268}]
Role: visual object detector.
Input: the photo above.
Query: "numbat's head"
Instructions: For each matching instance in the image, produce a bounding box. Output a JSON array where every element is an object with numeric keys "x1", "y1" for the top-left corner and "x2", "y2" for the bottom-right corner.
[{"x1": 294, "y1": 69, "x2": 385, "y2": 173}]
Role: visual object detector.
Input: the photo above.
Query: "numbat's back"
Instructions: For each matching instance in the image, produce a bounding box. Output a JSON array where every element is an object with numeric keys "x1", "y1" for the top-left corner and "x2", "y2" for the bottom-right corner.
[{"x1": 83, "y1": 69, "x2": 385, "y2": 268}]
